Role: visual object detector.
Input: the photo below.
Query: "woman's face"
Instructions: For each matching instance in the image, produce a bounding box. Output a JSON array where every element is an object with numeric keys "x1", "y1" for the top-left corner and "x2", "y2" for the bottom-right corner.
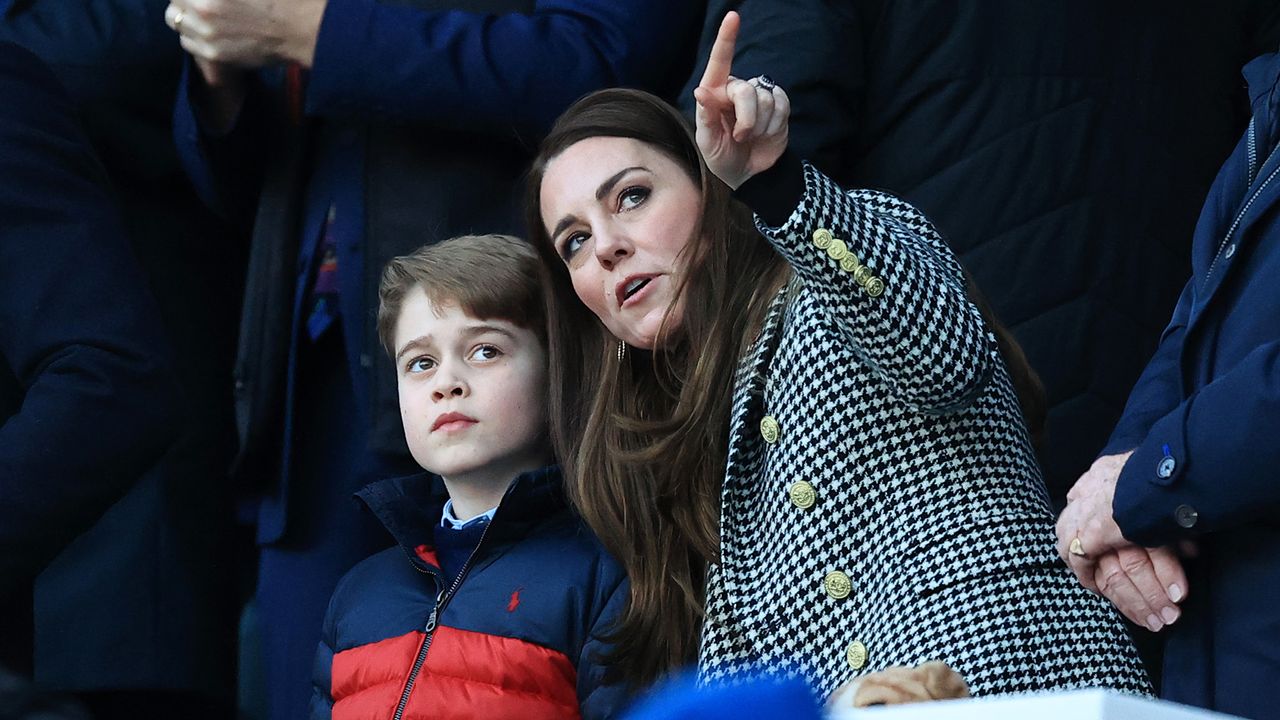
[{"x1": 539, "y1": 136, "x2": 703, "y2": 350}]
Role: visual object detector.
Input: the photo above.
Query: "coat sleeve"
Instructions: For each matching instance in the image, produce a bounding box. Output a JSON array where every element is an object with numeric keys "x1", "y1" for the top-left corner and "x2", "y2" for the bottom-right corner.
[
  {"x1": 306, "y1": 0, "x2": 701, "y2": 137},
  {"x1": 309, "y1": 587, "x2": 340, "y2": 720},
  {"x1": 742, "y1": 155, "x2": 996, "y2": 414},
  {"x1": 1113, "y1": 332, "x2": 1280, "y2": 547},
  {"x1": 576, "y1": 561, "x2": 630, "y2": 720},
  {"x1": 0, "y1": 42, "x2": 181, "y2": 585}
]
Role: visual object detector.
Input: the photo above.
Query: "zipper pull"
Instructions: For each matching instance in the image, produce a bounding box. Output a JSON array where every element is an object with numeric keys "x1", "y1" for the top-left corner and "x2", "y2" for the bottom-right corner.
[{"x1": 424, "y1": 588, "x2": 445, "y2": 633}]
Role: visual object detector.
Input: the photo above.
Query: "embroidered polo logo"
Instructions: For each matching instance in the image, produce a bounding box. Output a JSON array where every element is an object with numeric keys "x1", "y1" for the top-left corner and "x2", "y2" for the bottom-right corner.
[{"x1": 507, "y1": 588, "x2": 523, "y2": 612}]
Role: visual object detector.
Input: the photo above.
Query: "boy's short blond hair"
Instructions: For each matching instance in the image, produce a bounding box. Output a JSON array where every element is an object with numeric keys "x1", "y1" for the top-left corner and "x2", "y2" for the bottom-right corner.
[{"x1": 377, "y1": 234, "x2": 548, "y2": 357}]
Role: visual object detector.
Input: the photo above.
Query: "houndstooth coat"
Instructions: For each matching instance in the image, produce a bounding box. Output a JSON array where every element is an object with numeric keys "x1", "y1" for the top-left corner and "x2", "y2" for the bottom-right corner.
[{"x1": 697, "y1": 163, "x2": 1151, "y2": 698}]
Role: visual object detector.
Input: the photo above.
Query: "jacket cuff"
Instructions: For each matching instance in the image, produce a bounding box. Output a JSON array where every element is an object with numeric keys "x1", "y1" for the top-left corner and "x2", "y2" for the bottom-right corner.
[
  {"x1": 733, "y1": 150, "x2": 805, "y2": 228},
  {"x1": 1112, "y1": 405, "x2": 1195, "y2": 546}
]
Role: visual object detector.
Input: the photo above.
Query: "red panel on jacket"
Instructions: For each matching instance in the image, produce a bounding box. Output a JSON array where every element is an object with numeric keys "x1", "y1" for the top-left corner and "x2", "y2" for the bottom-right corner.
[{"x1": 331, "y1": 626, "x2": 580, "y2": 720}]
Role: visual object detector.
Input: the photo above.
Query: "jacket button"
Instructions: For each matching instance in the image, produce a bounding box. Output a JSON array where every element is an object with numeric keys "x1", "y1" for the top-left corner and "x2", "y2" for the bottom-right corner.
[
  {"x1": 824, "y1": 571, "x2": 852, "y2": 600},
  {"x1": 1157, "y1": 455, "x2": 1177, "y2": 479},
  {"x1": 826, "y1": 238, "x2": 849, "y2": 262},
  {"x1": 760, "y1": 415, "x2": 781, "y2": 444},
  {"x1": 789, "y1": 481, "x2": 817, "y2": 510},
  {"x1": 846, "y1": 640, "x2": 868, "y2": 670},
  {"x1": 852, "y1": 264, "x2": 873, "y2": 286},
  {"x1": 1175, "y1": 504, "x2": 1199, "y2": 529},
  {"x1": 865, "y1": 277, "x2": 886, "y2": 297},
  {"x1": 812, "y1": 228, "x2": 833, "y2": 249}
]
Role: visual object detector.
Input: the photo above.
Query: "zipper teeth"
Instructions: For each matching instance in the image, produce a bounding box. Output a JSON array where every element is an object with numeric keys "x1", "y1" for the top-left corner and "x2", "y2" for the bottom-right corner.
[
  {"x1": 1248, "y1": 118, "x2": 1258, "y2": 184},
  {"x1": 391, "y1": 522, "x2": 496, "y2": 720},
  {"x1": 1204, "y1": 133, "x2": 1280, "y2": 288}
]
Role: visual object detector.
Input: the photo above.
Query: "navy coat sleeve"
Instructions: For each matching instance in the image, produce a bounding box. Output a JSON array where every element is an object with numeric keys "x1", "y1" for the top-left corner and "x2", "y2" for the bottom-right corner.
[
  {"x1": 0, "y1": 42, "x2": 181, "y2": 585},
  {"x1": 172, "y1": 0, "x2": 702, "y2": 223}
]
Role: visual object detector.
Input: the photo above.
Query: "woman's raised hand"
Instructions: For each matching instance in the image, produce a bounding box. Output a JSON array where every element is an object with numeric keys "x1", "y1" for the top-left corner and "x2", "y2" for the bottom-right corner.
[{"x1": 692, "y1": 11, "x2": 790, "y2": 190}]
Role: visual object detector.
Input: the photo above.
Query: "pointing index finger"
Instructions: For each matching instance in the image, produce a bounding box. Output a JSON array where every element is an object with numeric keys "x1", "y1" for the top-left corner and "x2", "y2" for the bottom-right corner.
[{"x1": 699, "y1": 11, "x2": 740, "y2": 90}]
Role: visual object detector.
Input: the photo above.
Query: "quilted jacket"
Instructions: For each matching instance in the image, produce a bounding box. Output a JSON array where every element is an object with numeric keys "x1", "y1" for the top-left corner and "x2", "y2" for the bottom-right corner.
[
  {"x1": 699, "y1": 156, "x2": 1152, "y2": 697},
  {"x1": 309, "y1": 467, "x2": 629, "y2": 719}
]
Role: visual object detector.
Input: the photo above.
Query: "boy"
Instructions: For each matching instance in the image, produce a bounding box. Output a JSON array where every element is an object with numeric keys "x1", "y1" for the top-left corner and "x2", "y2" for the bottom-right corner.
[{"x1": 309, "y1": 235, "x2": 627, "y2": 720}]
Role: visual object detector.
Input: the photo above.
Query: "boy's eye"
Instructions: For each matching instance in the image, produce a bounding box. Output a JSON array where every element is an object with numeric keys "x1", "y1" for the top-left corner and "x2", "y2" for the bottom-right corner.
[
  {"x1": 406, "y1": 356, "x2": 435, "y2": 373},
  {"x1": 469, "y1": 344, "x2": 502, "y2": 362},
  {"x1": 619, "y1": 186, "x2": 649, "y2": 211}
]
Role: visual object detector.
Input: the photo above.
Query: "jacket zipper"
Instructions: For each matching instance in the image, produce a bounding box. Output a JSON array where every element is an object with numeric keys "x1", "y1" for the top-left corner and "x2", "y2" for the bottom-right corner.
[
  {"x1": 392, "y1": 522, "x2": 495, "y2": 720},
  {"x1": 1203, "y1": 118, "x2": 1280, "y2": 289}
]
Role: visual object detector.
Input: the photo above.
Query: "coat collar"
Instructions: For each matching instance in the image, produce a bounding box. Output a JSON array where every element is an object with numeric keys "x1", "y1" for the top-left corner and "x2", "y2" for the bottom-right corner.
[{"x1": 355, "y1": 465, "x2": 567, "y2": 561}]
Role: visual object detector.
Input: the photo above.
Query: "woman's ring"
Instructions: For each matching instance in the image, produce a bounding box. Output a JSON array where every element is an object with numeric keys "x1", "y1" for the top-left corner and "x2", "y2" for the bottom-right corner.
[
  {"x1": 752, "y1": 74, "x2": 777, "y2": 92},
  {"x1": 1069, "y1": 537, "x2": 1088, "y2": 557}
]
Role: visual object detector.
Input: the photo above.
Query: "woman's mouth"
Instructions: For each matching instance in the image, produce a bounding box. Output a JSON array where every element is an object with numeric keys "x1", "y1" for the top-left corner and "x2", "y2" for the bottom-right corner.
[{"x1": 618, "y1": 275, "x2": 657, "y2": 307}]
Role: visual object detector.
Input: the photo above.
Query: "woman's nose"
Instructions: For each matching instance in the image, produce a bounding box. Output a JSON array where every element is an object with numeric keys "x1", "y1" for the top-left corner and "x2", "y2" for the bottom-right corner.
[{"x1": 593, "y1": 227, "x2": 633, "y2": 270}]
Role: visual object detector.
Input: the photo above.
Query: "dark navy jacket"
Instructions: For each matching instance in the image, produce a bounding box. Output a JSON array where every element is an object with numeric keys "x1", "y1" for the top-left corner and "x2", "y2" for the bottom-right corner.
[
  {"x1": 1104, "y1": 52, "x2": 1280, "y2": 718},
  {"x1": 0, "y1": 40, "x2": 180, "y2": 664},
  {"x1": 310, "y1": 467, "x2": 629, "y2": 719}
]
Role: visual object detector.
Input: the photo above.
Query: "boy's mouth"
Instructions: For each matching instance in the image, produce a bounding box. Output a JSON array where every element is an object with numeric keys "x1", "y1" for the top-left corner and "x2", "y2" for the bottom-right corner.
[{"x1": 431, "y1": 412, "x2": 477, "y2": 432}]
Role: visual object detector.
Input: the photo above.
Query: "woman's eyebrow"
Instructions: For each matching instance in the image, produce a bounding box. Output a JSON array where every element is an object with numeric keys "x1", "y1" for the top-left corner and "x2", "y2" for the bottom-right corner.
[{"x1": 550, "y1": 166, "x2": 649, "y2": 242}]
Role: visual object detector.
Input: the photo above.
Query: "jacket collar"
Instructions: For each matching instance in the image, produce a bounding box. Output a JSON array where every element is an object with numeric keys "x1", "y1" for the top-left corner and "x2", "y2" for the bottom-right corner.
[{"x1": 355, "y1": 465, "x2": 567, "y2": 560}]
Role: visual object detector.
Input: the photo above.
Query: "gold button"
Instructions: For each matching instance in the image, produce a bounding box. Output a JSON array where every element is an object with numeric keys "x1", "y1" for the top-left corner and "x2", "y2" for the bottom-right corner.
[
  {"x1": 826, "y1": 238, "x2": 848, "y2": 261},
  {"x1": 852, "y1": 264, "x2": 873, "y2": 286},
  {"x1": 812, "y1": 228, "x2": 833, "y2": 249},
  {"x1": 760, "y1": 415, "x2": 780, "y2": 444},
  {"x1": 865, "y1": 277, "x2": 886, "y2": 297},
  {"x1": 846, "y1": 641, "x2": 868, "y2": 670},
  {"x1": 839, "y1": 254, "x2": 860, "y2": 274},
  {"x1": 824, "y1": 571, "x2": 852, "y2": 600},
  {"x1": 788, "y1": 481, "x2": 816, "y2": 509}
]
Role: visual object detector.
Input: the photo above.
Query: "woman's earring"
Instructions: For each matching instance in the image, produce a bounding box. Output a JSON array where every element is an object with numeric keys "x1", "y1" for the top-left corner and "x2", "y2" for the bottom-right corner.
[{"x1": 617, "y1": 340, "x2": 628, "y2": 362}]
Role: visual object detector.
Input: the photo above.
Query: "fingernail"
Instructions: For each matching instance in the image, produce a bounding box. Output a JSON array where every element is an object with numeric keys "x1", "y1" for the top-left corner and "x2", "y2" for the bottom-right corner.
[
  {"x1": 1161, "y1": 606, "x2": 1180, "y2": 625},
  {"x1": 1145, "y1": 614, "x2": 1163, "y2": 632},
  {"x1": 1168, "y1": 584, "x2": 1183, "y2": 603}
]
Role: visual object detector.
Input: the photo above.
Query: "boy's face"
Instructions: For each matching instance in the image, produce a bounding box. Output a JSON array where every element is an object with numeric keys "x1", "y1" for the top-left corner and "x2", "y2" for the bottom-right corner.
[{"x1": 393, "y1": 286, "x2": 549, "y2": 483}]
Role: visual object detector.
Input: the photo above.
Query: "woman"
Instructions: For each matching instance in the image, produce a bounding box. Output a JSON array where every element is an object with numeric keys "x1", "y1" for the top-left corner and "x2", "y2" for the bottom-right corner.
[{"x1": 526, "y1": 12, "x2": 1150, "y2": 699}]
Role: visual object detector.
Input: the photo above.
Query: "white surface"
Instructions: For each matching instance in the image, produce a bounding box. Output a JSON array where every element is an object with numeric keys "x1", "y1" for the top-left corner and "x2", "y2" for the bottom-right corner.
[{"x1": 829, "y1": 690, "x2": 1242, "y2": 720}]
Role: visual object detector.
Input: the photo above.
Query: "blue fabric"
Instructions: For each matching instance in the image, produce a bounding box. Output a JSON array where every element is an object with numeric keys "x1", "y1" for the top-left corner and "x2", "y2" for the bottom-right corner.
[
  {"x1": 623, "y1": 674, "x2": 821, "y2": 720},
  {"x1": 1105, "y1": 51, "x2": 1280, "y2": 717},
  {"x1": 0, "y1": 41, "x2": 179, "y2": 586}
]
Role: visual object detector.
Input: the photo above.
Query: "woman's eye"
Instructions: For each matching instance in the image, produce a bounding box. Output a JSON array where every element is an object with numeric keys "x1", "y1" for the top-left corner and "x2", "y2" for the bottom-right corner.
[
  {"x1": 619, "y1": 186, "x2": 649, "y2": 211},
  {"x1": 406, "y1": 356, "x2": 435, "y2": 373},
  {"x1": 562, "y1": 232, "x2": 588, "y2": 260},
  {"x1": 469, "y1": 344, "x2": 502, "y2": 362}
]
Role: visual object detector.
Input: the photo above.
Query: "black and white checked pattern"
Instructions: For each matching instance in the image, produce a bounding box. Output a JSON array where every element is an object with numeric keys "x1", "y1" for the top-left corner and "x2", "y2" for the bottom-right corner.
[{"x1": 698, "y1": 165, "x2": 1151, "y2": 698}]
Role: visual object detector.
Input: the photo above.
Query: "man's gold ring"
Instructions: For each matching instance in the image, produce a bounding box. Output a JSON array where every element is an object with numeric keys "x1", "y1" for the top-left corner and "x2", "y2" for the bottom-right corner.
[
  {"x1": 1069, "y1": 537, "x2": 1088, "y2": 557},
  {"x1": 173, "y1": 9, "x2": 185, "y2": 34}
]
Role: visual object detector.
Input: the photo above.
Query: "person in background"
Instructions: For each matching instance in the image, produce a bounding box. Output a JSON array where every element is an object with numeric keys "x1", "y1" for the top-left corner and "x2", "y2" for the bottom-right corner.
[
  {"x1": 526, "y1": 12, "x2": 1149, "y2": 699},
  {"x1": 1057, "y1": 50, "x2": 1280, "y2": 720},
  {"x1": 166, "y1": 1, "x2": 703, "y2": 716},
  {"x1": 1, "y1": 2, "x2": 245, "y2": 716},
  {"x1": 311, "y1": 234, "x2": 627, "y2": 719},
  {"x1": 0, "y1": 38, "x2": 181, "y2": 700}
]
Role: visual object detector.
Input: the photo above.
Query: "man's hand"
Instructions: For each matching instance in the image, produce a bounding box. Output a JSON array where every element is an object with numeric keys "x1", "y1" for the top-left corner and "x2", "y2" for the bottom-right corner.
[
  {"x1": 1056, "y1": 451, "x2": 1187, "y2": 631},
  {"x1": 165, "y1": 0, "x2": 327, "y2": 69}
]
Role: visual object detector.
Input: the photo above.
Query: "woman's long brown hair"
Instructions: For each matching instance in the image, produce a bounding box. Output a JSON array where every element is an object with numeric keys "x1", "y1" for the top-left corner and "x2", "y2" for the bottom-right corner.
[{"x1": 525, "y1": 89, "x2": 1045, "y2": 689}]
